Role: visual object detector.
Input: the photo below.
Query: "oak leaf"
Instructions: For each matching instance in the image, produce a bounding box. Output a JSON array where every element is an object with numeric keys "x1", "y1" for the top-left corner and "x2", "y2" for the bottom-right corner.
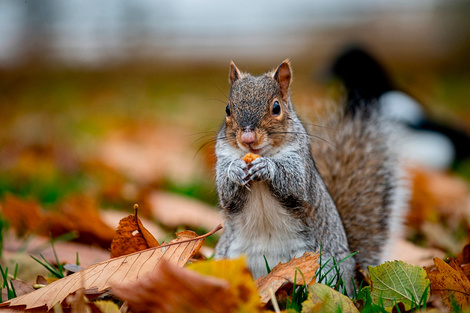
[
  {"x1": 113, "y1": 259, "x2": 239, "y2": 313},
  {"x1": 110, "y1": 204, "x2": 159, "y2": 258},
  {"x1": 255, "y1": 252, "x2": 320, "y2": 304},
  {"x1": 426, "y1": 257, "x2": 470, "y2": 308},
  {"x1": 0, "y1": 225, "x2": 222, "y2": 311}
]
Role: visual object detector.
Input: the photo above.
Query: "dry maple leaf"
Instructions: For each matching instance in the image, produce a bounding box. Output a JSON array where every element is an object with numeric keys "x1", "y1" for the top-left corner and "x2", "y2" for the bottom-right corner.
[
  {"x1": 113, "y1": 259, "x2": 237, "y2": 313},
  {"x1": 255, "y1": 251, "x2": 320, "y2": 304},
  {"x1": 110, "y1": 204, "x2": 159, "y2": 258},
  {"x1": 426, "y1": 257, "x2": 470, "y2": 308},
  {"x1": 0, "y1": 225, "x2": 222, "y2": 311}
]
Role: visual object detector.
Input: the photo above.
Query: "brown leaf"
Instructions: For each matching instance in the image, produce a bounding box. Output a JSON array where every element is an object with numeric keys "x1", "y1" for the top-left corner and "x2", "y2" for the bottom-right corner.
[
  {"x1": 147, "y1": 191, "x2": 222, "y2": 231},
  {"x1": 0, "y1": 225, "x2": 222, "y2": 310},
  {"x1": 69, "y1": 288, "x2": 87, "y2": 313},
  {"x1": 255, "y1": 251, "x2": 320, "y2": 304},
  {"x1": 0, "y1": 306, "x2": 49, "y2": 313},
  {"x1": 426, "y1": 257, "x2": 470, "y2": 308},
  {"x1": 113, "y1": 259, "x2": 236, "y2": 313},
  {"x1": 36, "y1": 276, "x2": 47, "y2": 286},
  {"x1": 110, "y1": 205, "x2": 159, "y2": 258},
  {"x1": 1, "y1": 194, "x2": 43, "y2": 236},
  {"x1": 41, "y1": 195, "x2": 116, "y2": 249},
  {"x1": 10, "y1": 280, "x2": 35, "y2": 297}
]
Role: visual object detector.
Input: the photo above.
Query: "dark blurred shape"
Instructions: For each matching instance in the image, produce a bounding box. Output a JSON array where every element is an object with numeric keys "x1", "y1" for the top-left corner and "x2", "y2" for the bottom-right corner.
[
  {"x1": 327, "y1": 45, "x2": 470, "y2": 169},
  {"x1": 330, "y1": 45, "x2": 394, "y2": 107}
]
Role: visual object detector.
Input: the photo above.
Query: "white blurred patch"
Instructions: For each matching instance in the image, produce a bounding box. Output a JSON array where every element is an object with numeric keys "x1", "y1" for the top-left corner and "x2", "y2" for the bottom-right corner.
[{"x1": 380, "y1": 91, "x2": 425, "y2": 125}]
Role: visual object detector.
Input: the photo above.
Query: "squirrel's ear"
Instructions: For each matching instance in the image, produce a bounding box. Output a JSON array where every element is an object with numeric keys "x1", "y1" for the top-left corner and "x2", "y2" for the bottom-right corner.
[
  {"x1": 229, "y1": 61, "x2": 242, "y2": 86},
  {"x1": 273, "y1": 59, "x2": 292, "y2": 100}
]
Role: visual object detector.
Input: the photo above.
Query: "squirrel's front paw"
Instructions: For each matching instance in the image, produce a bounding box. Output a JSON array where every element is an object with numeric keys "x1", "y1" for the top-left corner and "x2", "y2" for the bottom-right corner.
[
  {"x1": 244, "y1": 157, "x2": 275, "y2": 184},
  {"x1": 227, "y1": 159, "x2": 248, "y2": 186}
]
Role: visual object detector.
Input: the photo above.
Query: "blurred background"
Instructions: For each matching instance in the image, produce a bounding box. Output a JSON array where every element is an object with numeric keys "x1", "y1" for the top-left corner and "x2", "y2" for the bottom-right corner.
[{"x1": 0, "y1": 0, "x2": 470, "y2": 277}]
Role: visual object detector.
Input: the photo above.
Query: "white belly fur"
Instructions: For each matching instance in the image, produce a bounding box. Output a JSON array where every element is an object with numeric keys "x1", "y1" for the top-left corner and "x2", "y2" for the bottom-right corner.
[{"x1": 226, "y1": 182, "x2": 307, "y2": 278}]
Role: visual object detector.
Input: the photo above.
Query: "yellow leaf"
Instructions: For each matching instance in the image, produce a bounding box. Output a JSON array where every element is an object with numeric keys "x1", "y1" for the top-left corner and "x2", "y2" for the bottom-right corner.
[
  {"x1": 302, "y1": 283, "x2": 359, "y2": 313},
  {"x1": 188, "y1": 257, "x2": 263, "y2": 312},
  {"x1": 93, "y1": 300, "x2": 120, "y2": 313}
]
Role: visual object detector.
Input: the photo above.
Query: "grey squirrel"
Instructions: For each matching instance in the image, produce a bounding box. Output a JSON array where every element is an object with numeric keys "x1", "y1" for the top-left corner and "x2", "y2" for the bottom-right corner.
[{"x1": 214, "y1": 60, "x2": 407, "y2": 291}]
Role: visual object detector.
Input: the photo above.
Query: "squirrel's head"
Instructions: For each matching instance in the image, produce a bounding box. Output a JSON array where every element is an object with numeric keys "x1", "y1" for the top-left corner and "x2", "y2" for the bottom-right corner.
[{"x1": 224, "y1": 60, "x2": 293, "y2": 156}]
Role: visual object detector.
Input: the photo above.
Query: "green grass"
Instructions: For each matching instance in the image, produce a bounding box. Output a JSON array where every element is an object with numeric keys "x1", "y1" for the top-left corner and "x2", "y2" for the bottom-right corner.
[{"x1": 0, "y1": 264, "x2": 18, "y2": 301}]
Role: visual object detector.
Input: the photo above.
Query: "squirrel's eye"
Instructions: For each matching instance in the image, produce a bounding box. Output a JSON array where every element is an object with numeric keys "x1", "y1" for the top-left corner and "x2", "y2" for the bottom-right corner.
[
  {"x1": 272, "y1": 101, "x2": 281, "y2": 115},
  {"x1": 225, "y1": 104, "x2": 231, "y2": 116}
]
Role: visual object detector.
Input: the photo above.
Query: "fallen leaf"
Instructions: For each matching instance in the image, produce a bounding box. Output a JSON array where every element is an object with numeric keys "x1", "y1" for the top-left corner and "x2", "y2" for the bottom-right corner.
[
  {"x1": 69, "y1": 288, "x2": 87, "y2": 313},
  {"x1": 41, "y1": 195, "x2": 116, "y2": 249},
  {"x1": 92, "y1": 300, "x2": 120, "y2": 313},
  {"x1": 100, "y1": 209, "x2": 165, "y2": 240},
  {"x1": 188, "y1": 257, "x2": 263, "y2": 312},
  {"x1": 255, "y1": 252, "x2": 320, "y2": 304},
  {"x1": 10, "y1": 280, "x2": 35, "y2": 297},
  {"x1": 387, "y1": 238, "x2": 445, "y2": 267},
  {"x1": 421, "y1": 221, "x2": 465, "y2": 255},
  {"x1": 426, "y1": 257, "x2": 470, "y2": 308},
  {"x1": 301, "y1": 283, "x2": 359, "y2": 313},
  {"x1": 369, "y1": 261, "x2": 430, "y2": 311},
  {"x1": 1, "y1": 194, "x2": 43, "y2": 236},
  {"x1": 407, "y1": 166, "x2": 469, "y2": 229},
  {"x1": 147, "y1": 191, "x2": 222, "y2": 230},
  {"x1": 36, "y1": 276, "x2": 47, "y2": 286},
  {"x1": 113, "y1": 259, "x2": 238, "y2": 313},
  {"x1": 406, "y1": 167, "x2": 439, "y2": 229},
  {"x1": 98, "y1": 126, "x2": 200, "y2": 185},
  {"x1": 110, "y1": 204, "x2": 159, "y2": 258},
  {"x1": 0, "y1": 225, "x2": 222, "y2": 310}
]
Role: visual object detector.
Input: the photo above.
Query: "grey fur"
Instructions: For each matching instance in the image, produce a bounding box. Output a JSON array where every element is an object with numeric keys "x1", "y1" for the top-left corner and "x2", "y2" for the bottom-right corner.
[{"x1": 214, "y1": 61, "x2": 407, "y2": 293}]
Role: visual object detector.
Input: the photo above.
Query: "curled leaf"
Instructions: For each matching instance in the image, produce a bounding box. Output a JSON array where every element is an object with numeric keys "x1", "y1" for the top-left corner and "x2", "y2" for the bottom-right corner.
[
  {"x1": 110, "y1": 204, "x2": 159, "y2": 258},
  {"x1": 255, "y1": 252, "x2": 320, "y2": 304}
]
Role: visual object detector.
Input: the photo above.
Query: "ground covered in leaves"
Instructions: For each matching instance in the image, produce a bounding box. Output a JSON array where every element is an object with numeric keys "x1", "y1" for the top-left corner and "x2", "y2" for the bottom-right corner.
[{"x1": 1, "y1": 63, "x2": 470, "y2": 312}]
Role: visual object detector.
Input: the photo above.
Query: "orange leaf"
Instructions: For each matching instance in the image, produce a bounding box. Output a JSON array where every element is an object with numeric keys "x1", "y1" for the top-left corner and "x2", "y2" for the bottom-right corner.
[
  {"x1": 110, "y1": 204, "x2": 159, "y2": 258},
  {"x1": 426, "y1": 257, "x2": 470, "y2": 308},
  {"x1": 113, "y1": 259, "x2": 237, "y2": 313},
  {"x1": 255, "y1": 252, "x2": 320, "y2": 304},
  {"x1": 41, "y1": 195, "x2": 115, "y2": 249},
  {"x1": 0, "y1": 225, "x2": 222, "y2": 311},
  {"x1": 1, "y1": 194, "x2": 43, "y2": 236}
]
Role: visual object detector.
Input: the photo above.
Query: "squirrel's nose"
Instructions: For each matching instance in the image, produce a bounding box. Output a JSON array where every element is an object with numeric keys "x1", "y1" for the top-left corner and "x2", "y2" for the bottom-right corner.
[{"x1": 241, "y1": 130, "x2": 257, "y2": 145}]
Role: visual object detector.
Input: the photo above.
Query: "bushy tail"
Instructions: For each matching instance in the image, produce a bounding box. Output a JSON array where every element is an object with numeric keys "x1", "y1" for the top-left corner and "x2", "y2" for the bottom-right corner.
[{"x1": 309, "y1": 99, "x2": 408, "y2": 271}]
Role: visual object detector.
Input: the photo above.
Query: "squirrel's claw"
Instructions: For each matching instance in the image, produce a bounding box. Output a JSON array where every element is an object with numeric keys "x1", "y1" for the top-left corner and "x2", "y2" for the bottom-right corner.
[
  {"x1": 245, "y1": 157, "x2": 274, "y2": 183},
  {"x1": 227, "y1": 159, "x2": 248, "y2": 186}
]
